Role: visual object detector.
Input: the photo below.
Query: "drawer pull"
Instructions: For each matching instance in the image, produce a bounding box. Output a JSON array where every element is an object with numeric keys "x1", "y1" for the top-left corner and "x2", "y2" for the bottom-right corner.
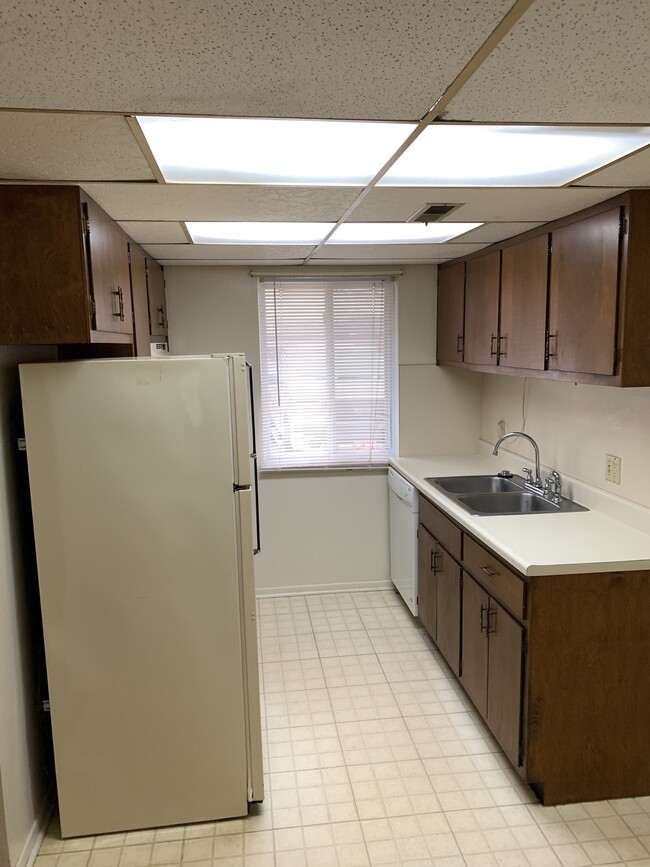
[{"x1": 480, "y1": 564, "x2": 498, "y2": 578}]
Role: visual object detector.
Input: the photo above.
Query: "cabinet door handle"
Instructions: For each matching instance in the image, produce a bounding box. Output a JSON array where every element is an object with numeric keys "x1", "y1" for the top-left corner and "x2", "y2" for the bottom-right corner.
[
  {"x1": 545, "y1": 331, "x2": 557, "y2": 361},
  {"x1": 490, "y1": 334, "x2": 498, "y2": 357},
  {"x1": 431, "y1": 550, "x2": 442, "y2": 574},
  {"x1": 480, "y1": 604, "x2": 488, "y2": 633},
  {"x1": 456, "y1": 333, "x2": 464, "y2": 355},
  {"x1": 480, "y1": 564, "x2": 497, "y2": 578},
  {"x1": 498, "y1": 334, "x2": 506, "y2": 358},
  {"x1": 112, "y1": 287, "x2": 125, "y2": 321},
  {"x1": 157, "y1": 306, "x2": 166, "y2": 330}
]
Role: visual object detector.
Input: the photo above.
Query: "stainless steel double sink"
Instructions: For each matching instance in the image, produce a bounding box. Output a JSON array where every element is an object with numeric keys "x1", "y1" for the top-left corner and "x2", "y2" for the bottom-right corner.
[{"x1": 424, "y1": 474, "x2": 588, "y2": 516}]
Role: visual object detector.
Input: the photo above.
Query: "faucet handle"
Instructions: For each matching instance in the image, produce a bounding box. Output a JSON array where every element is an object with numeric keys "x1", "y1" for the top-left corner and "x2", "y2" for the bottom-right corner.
[
  {"x1": 550, "y1": 470, "x2": 562, "y2": 499},
  {"x1": 522, "y1": 467, "x2": 533, "y2": 484}
]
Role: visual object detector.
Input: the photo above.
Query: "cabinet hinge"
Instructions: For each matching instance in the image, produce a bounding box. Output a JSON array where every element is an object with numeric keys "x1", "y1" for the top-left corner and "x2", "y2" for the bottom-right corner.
[
  {"x1": 613, "y1": 345, "x2": 619, "y2": 370},
  {"x1": 17, "y1": 437, "x2": 26, "y2": 452},
  {"x1": 83, "y1": 214, "x2": 90, "y2": 236},
  {"x1": 127, "y1": 249, "x2": 131, "y2": 264},
  {"x1": 145, "y1": 265, "x2": 149, "y2": 277},
  {"x1": 620, "y1": 215, "x2": 628, "y2": 236},
  {"x1": 90, "y1": 296, "x2": 96, "y2": 317}
]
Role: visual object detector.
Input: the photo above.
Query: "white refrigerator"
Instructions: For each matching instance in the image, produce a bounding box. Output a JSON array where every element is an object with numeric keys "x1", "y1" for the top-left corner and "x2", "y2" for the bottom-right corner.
[{"x1": 19, "y1": 354, "x2": 263, "y2": 838}]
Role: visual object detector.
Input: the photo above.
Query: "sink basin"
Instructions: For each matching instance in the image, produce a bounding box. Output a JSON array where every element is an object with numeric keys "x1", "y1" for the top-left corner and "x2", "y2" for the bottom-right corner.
[
  {"x1": 458, "y1": 492, "x2": 560, "y2": 515},
  {"x1": 424, "y1": 474, "x2": 588, "y2": 515},
  {"x1": 426, "y1": 474, "x2": 523, "y2": 494}
]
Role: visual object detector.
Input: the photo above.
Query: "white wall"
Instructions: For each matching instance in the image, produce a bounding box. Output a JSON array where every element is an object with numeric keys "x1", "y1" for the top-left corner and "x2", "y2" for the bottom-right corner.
[
  {"x1": 396, "y1": 266, "x2": 482, "y2": 455},
  {"x1": 0, "y1": 346, "x2": 55, "y2": 867},
  {"x1": 165, "y1": 264, "x2": 481, "y2": 594},
  {"x1": 481, "y1": 374, "x2": 650, "y2": 509}
]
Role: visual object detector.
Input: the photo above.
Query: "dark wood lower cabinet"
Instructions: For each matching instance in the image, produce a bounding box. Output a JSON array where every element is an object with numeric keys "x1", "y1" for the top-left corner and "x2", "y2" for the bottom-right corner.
[
  {"x1": 486, "y1": 598, "x2": 523, "y2": 767},
  {"x1": 460, "y1": 573, "x2": 488, "y2": 716},
  {"x1": 435, "y1": 549, "x2": 461, "y2": 676},
  {"x1": 417, "y1": 524, "x2": 437, "y2": 640},
  {"x1": 417, "y1": 490, "x2": 650, "y2": 805}
]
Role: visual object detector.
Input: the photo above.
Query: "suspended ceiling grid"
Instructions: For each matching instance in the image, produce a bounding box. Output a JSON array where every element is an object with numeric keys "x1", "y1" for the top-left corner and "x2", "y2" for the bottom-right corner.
[{"x1": 0, "y1": 0, "x2": 648, "y2": 266}]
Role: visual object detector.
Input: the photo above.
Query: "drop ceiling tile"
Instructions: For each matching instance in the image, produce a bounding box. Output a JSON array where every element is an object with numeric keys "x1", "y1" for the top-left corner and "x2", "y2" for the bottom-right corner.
[
  {"x1": 455, "y1": 222, "x2": 545, "y2": 242},
  {"x1": 353, "y1": 186, "x2": 627, "y2": 223},
  {"x1": 0, "y1": 0, "x2": 512, "y2": 120},
  {"x1": 117, "y1": 221, "x2": 187, "y2": 244},
  {"x1": 142, "y1": 244, "x2": 314, "y2": 260},
  {"x1": 81, "y1": 183, "x2": 359, "y2": 222},
  {"x1": 313, "y1": 242, "x2": 489, "y2": 260},
  {"x1": 0, "y1": 112, "x2": 153, "y2": 180},
  {"x1": 573, "y1": 146, "x2": 650, "y2": 187},
  {"x1": 444, "y1": 0, "x2": 650, "y2": 123}
]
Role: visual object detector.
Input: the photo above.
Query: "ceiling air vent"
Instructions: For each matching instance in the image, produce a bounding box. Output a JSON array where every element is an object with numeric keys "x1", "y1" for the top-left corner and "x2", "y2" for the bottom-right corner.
[{"x1": 407, "y1": 203, "x2": 463, "y2": 224}]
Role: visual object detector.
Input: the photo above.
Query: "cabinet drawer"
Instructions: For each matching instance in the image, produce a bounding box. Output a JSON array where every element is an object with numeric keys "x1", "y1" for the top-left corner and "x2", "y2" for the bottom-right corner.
[
  {"x1": 463, "y1": 536, "x2": 525, "y2": 618},
  {"x1": 418, "y1": 494, "x2": 462, "y2": 561}
]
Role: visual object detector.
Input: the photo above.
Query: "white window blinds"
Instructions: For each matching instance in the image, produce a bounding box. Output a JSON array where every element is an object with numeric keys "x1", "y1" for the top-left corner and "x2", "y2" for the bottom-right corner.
[{"x1": 258, "y1": 278, "x2": 395, "y2": 470}]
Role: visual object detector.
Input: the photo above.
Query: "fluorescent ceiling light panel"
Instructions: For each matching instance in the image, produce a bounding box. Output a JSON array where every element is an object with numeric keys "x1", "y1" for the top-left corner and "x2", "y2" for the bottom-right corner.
[
  {"x1": 187, "y1": 222, "x2": 335, "y2": 244},
  {"x1": 327, "y1": 223, "x2": 482, "y2": 244},
  {"x1": 378, "y1": 125, "x2": 650, "y2": 187},
  {"x1": 137, "y1": 116, "x2": 414, "y2": 185}
]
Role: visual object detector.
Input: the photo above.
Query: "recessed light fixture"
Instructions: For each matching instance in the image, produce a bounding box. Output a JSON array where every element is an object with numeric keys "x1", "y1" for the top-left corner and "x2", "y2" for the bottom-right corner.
[
  {"x1": 378, "y1": 124, "x2": 650, "y2": 187},
  {"x1": 186, "y1": 222, "x2": 335, "y2": 244},
  {"x1": 326, "y1": 223, "x2": 482, "y2": 244},
  {"x1": 137, "y1": 116, "x2": 414, "y2": 185}
]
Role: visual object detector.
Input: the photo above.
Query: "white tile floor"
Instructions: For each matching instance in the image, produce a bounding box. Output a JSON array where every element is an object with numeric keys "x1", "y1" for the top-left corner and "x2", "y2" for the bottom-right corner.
[{"x1": 37, "y1": 589, "x2": 650, "y2": 867}]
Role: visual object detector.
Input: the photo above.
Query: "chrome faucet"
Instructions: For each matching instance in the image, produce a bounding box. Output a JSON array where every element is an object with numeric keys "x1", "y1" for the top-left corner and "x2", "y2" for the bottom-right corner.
[{"x1": 493, "y1": 431, "x2": 542, "y2": 489}]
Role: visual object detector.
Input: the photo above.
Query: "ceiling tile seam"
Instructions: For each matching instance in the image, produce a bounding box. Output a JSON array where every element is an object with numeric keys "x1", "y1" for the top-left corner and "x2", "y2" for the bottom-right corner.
[{"x1": 301, "y1": 0, "x2": 538, "y2": 265}]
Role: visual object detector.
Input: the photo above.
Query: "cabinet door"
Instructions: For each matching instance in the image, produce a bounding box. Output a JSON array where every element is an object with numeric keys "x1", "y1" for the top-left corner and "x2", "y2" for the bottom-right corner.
[
  {"x1": 437, "y1": 261, "x2": 465, "y2": 363},
  {"x1": 460, "y1": 572, "x2": 489, "y2": 718},
  {"x1": 435, "y1": 549, "x2": 461, "y2": 676},
  {"x1": 0, "y1": 185, "x2": 90, "y2": 343},
  {"x1": 486, "y1": 599, "x2": 523, "y2": 766},
  {"x1": 84, "y1": 198, "x2": 133, "y2": 336},
  {"x1": 128, "y1": 244, "x2": 152, "y2": 356},
  {"x1": 500, "y1": 234, "x2": 548, "y2": 370},
  {"x1": 464, "y1": 251, "x2": 501, "y2": 366},
  {"x1": 548, "y1": 208, "x2": 621, "y2": 375},
  {"x1": 417, "y1": 524, "x2": 437, "y2": 640},
  {"x1": 146, "y1": 258, "x2": 168, "y2": 337}
]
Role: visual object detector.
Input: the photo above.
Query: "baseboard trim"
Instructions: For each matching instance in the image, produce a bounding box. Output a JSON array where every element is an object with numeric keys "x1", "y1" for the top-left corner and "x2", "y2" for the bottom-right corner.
[
  {"x1": 15, "y1": 793, "x2": 54, "y2": 867},
  {"x1": 255, "y1": 580, "x2": 392, "y2": 598}
]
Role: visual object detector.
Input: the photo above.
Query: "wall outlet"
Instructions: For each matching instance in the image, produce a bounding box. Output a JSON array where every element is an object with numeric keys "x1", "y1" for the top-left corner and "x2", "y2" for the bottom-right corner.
[
  {"x1": 496, "y1": 419, "x2": 506, "y2": 438},
  {"x1": 606, "y1": 454, "x2": 621, "y2": 484}
]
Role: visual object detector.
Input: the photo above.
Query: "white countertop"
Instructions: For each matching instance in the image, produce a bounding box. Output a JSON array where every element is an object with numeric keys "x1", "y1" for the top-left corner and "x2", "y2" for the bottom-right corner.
[{"x1": 391, "y1": 453, "x2": 650, "y2": 577}]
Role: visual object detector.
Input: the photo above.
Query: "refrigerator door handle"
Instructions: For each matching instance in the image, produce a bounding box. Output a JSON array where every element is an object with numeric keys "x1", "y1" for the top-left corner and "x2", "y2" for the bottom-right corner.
[{"x1": 247, "y1": 363, "x2": 262, "y2": 555}]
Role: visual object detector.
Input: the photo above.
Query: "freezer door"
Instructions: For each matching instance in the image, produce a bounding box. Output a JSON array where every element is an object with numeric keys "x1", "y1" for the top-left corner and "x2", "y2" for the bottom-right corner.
[{"x1": 20, "y1": 357, "x2": 253, "y2": 837}]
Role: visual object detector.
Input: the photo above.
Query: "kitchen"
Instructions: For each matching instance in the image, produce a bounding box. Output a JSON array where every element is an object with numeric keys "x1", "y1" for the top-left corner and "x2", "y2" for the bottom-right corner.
[{"x1": 2, "y1": 0, "x2": 650, "y2": 865}]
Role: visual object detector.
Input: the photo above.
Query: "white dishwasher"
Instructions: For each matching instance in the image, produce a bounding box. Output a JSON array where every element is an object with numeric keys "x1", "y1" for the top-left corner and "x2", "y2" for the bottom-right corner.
[{"x1": 387, "y1": 467, "x2": 419, "y2": 616}]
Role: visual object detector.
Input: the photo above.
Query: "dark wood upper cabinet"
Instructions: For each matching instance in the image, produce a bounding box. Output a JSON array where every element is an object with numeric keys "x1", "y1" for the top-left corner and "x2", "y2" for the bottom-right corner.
[
  {"x1": 500, "y1": 234, "x2": 549, "y2": 371},
  {"x1": 548, "y1": 208, "x2": 621, "y2": 376},
  {"x1": 436, "y1": 261, "x2": 465, "y2": 363},
  {"x1": 0, "y1": 185, "x2": 165, "y2": 350},
  {"x1": 464, "y1": 251, "x2": 501, "y2": 366},
  {"x1": 128, "y1": 243, "x2": 152, "y2": 356},
  {"x1": 84, "y1": 197, "x2": 133, "y2": 337},
  {"x1": 436, "y1": 191, "x2": 650, "y2": 386},
  {"x1": 146, "y1": 257, "x2": 168, "y2": 339}
]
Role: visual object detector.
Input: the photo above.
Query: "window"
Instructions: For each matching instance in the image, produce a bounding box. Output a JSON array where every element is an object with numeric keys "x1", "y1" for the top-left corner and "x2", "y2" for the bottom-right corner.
[{"x1": 258, "y1": 278, "x2": 395, "y2": 470}]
